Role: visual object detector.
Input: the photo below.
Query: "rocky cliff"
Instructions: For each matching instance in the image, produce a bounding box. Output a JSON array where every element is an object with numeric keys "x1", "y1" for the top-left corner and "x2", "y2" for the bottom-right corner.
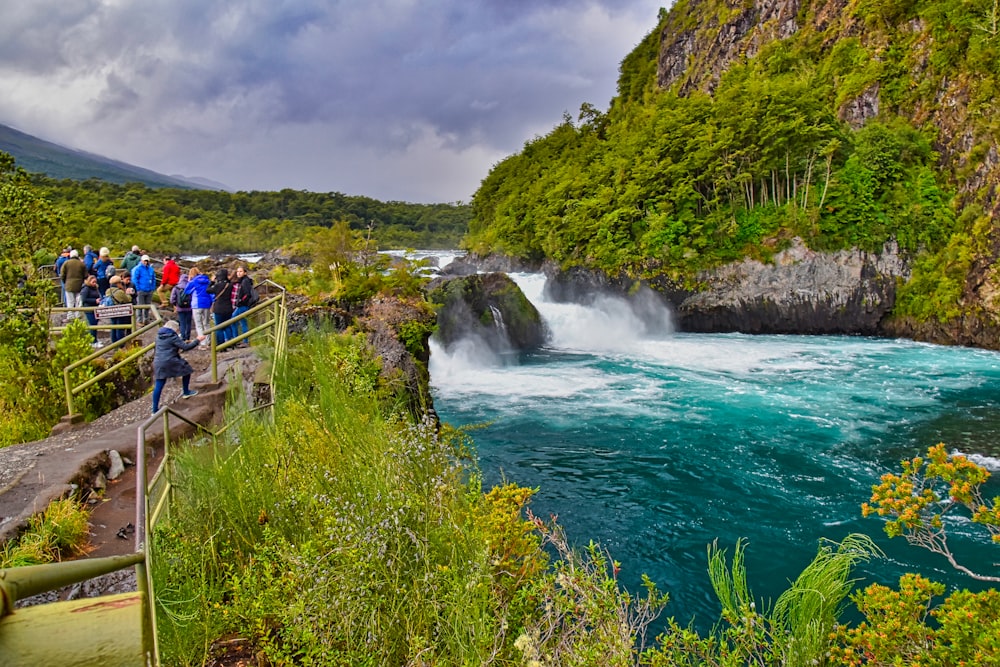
[
  {"x1": 672, "y1": 238, "x2": 909, "y2": 334},
  {"x1": 654, "y1": 0, "x2": 1000, "y2": 344},
  {"x1": 286, "y1": 293, "x2": 437, "y2": 417},
  {"x1": 473, "y1": 238, "x2": 910, "y2": 337},
  {"x1": 464, "y1": 0, "x2": 1000, "y2": 347}
]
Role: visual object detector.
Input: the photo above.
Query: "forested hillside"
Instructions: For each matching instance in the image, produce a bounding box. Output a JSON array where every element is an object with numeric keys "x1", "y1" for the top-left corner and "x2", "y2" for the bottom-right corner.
[
  {"x1": 466, "y1": 0, "x2": 1000, "y2": 333},
  {"x1": 32, "y1": 175, "x2": 470, "y2": 253}
]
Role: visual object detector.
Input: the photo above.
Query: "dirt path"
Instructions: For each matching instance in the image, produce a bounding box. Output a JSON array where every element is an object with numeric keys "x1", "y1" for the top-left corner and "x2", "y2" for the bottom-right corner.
[{"x1": 1, "y1": 344, "x2": 262, "y2": 565}]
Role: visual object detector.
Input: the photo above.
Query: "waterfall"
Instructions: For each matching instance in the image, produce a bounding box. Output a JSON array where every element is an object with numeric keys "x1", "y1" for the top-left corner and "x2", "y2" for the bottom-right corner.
[
  {"x1": 489, "y1": 305, "x2": 507, "y2": 337},
  {"x1": 509, "y1": 273, "x2": 674, "y2": 354}
]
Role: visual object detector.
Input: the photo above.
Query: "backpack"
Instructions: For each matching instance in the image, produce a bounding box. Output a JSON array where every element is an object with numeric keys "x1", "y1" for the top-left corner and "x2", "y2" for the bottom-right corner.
[
  {"x1": 177, "y1": 289, "x2": 192, "y2": 309},
  {"x1": 100, "y1": 294, "x2": 115, "y2": 307},
  {"x1": 246, "y1": 283, "x2": 260, "y2": 307}
]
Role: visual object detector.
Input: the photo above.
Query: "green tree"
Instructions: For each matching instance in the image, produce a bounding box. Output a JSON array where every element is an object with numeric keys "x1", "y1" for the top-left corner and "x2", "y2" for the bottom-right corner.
[{"x1": 863, "y1": 443, "x2": 1000, "y2": 582}]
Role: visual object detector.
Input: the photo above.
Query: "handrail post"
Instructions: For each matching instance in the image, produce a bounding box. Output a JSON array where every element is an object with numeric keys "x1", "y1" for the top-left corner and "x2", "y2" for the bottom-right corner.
[
  {"x1": 211, "y1": 334, "x2": 219, "y2": 383},
  {"x1": 63, "y1": 366, "x2": 74, "y2": 418}
]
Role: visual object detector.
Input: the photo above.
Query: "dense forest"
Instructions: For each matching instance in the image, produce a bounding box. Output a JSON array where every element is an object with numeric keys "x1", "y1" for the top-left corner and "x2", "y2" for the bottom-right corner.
[
  {"x1": 31, "y1": 175, "x2": 471, "y2": 254},
  {"x1": 465, "y1": 0, "x2": 1000, "y2": 325}
]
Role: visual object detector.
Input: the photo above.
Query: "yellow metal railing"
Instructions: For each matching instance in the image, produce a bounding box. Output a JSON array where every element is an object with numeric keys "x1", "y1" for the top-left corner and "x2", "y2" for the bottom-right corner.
[
  {"x1": 133, "y1": 285, "x2": 286, "y2": 664},
  {"x1": 61, "y1": 304, "x2": 163, "y2": 417},
  {"x1": 0, "y1": 553, "x2": 151, "y2": 665},
  {"x1": 199, "y1": 280, "x2": 288, "y2": 384}
]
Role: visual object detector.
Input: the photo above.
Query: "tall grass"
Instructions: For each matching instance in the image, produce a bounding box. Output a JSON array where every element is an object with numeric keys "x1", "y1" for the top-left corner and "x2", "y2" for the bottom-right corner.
[
  {"x1": 1, "y1": 497, "x2": 90, "y2": 568},
  {"x1": 154, "y1": 328, "x2": 673, "y2": 666},
  {"x1": 648, "y1": 534, "x2": 883, "y2": 666},
  {"x1": 154, "y1": 327, "x2": 887, "y2": 666},
  {"x1": 154, "y1": 331, "x2": 511, "y2": 665}
]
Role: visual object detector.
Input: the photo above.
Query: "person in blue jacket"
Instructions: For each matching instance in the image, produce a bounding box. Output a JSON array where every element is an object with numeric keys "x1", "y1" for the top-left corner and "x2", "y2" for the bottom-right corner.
[
  {"x1": 151, "y1": 320, "x2": 205, "y2": 413},
  {"x1": 83, "y1": 244, "x2": 99, "y2": 274},
  {"x1": 54, "y1": 246, "x2": 72, "y2": 307},
  {"x1": 184, "y1": 267, "x2": 213, "y2": 349},
  {"x1": 93, "y1": 247, "x2": 115, "y2": 297},
  {"x1": 131, "y1": 254, "x2": 157, "y2": 325}
]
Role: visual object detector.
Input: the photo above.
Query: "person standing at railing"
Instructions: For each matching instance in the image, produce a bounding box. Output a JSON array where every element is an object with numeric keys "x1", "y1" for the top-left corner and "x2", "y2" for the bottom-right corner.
[
  {"x1": 230, "y1": 266, "x2": 254, "y2": 346},
  {"x1": 54, "y1": 246, "x2": 72, "y2": 308},
  {"x1": 151, "y1": 319, "x2": 205, "y2": 414},
  {"x1": 208, "y1": 268, "x2": 233, "y2": 345},
  {"x1": 80, "y1": 274, "x2": 102, "y2": 346},
  {"x1": 59, "y1": 249, "x2": 87, "y2": 323},
  {"x1": 94, "y1": 247, "x2": 115, "y2": 297},
  {"x1": 106, "y1": 275, "x2": 132, "y2": 344},
  {"x1": 170, "y1": 271, "x2": 193, "y2": 341},
  {"x1": 121, "y1": 245, "x2": 142, "y2": 273},
  {"x1": 131, "y1": 255, "x2": 156, "y2": 325},
  {"x1": 184, "y1": 267, "x2": 213, "y2": 349},
  {"x1": 83, "y1": 245, "x2": 99, "y2": 275},
  {"x1": 159, "y1": 255, "x2": 181, "y2": 308}
]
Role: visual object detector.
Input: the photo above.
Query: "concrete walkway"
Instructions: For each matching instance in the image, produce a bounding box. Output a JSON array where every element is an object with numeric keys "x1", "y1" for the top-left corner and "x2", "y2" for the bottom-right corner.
[{"x1": 0, "y1": 347, "x2": 259, "y2": 545}]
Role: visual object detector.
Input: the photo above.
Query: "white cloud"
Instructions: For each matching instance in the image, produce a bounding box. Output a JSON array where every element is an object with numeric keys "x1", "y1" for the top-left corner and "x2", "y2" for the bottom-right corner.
[{"x1": 0, "y1": 0, "x2": 666, "y2": 202}]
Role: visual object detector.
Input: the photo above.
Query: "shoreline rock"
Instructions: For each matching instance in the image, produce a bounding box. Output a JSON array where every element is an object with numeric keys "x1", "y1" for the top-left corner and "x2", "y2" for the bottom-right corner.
[{"x1": 463, "y1": 238, "x2": 928, "y2": 340}]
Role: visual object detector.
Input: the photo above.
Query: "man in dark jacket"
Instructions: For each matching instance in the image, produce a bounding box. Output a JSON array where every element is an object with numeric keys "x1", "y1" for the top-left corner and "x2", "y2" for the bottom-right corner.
[
  {"x1": 208, "y1": 268, "x2": 233, "y2": 345},
  {"x1": 152, "y1": 320, "x2": 206, "y2": 413},
  {"x1": 59, "y1": 249, "x2": 88, "y2": 323}
]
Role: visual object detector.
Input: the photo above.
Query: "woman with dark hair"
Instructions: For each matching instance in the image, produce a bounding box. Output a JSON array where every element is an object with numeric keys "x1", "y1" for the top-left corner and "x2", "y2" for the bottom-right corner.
[
  {"x1": 231, "y1": 265, "x2": 254, "y2": 345},
  {"x1": 80, "y1": 274, "x2": 102, "y2": 346},
  {"x1": 208, "y1": 268, "x2": 233, "y2": 345}
]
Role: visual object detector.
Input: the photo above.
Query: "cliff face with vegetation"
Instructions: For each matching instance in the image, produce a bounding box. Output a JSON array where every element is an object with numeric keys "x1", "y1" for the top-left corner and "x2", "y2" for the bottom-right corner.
[{"x1": 465, "y1": 0, "x2": 1000, "y2": 346}]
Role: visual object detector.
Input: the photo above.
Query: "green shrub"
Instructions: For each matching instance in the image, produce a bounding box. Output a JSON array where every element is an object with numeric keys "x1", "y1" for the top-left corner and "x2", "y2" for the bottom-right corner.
[{"x1": 0, "y1": 497, "x2": 90, "y2": 568}]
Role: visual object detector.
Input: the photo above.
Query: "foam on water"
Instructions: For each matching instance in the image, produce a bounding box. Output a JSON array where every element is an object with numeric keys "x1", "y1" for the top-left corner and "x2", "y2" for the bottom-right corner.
[{"x1": 429, "y1": 340, "x2": 614, "y2": 401}]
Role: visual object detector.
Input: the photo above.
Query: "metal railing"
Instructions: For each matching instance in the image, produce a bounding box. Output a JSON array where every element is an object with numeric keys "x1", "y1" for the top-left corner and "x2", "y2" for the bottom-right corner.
[
  {"x1": 199, "y1": 280, "x2": 288, "y2": 385},
  {"x1": 0, "y1": 553, "x2": 152, "y2": 665},
  {"x1": 131, "y1": 287, "x2": 287, "y2": 665},
  {"x1": 61, "y1": 304, "x2": 163, "y2": 417}
]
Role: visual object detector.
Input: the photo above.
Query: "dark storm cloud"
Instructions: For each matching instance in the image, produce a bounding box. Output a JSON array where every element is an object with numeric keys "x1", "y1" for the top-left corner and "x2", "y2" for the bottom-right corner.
[{"x1": 0, "y1": 0, "x2": 664, "y2": 201}]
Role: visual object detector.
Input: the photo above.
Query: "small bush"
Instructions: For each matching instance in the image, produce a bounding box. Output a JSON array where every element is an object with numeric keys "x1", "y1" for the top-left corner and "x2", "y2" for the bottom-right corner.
[{"x1": 0, "y1": 497, "x2": 90, "y2": 568}]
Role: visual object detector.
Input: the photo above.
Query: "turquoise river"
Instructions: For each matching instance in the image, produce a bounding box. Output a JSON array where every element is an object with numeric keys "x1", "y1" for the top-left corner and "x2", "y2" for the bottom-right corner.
[{"x1": 428, "y1": 272, "x2": 1000, "y2": 631}]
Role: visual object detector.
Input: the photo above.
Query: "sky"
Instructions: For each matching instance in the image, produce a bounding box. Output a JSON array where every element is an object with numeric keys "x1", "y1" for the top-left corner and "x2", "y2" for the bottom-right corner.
[{"x1": 0, "y1": 1, "x2": 664, "y2": 204}]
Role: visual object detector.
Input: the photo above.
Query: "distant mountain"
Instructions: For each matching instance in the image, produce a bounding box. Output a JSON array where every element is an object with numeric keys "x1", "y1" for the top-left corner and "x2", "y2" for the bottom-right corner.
[
  {"x1": 0, "y1": 122, "x2": 229, "y2": 190},
  {"x1": 170, "y1": 174, "x2": 231, "y2": 191}
]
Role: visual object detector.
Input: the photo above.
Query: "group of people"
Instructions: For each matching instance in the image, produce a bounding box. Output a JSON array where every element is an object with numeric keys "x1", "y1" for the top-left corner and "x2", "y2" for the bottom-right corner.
[
  {"x1": 170, "y1": 265, "x2": 255, "y2": 348},
  {"x1": 56, "y1": 244, "x2": 261, "y2": 414},
  {"x1": 155, "y1": 265, "x2": 256, "y2": 413},
  {"x1": 55, "y1": 244, "x2": 256, "y2": 349}
]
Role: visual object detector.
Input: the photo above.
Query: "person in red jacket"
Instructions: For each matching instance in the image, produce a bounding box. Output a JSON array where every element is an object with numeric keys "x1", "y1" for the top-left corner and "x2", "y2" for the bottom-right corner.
[{"x1": 159, "y1": 255, "x2": 181, "y2": 307}]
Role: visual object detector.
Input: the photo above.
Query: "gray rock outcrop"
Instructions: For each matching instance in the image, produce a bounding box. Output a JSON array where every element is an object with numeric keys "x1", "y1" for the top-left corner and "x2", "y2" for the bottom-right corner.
[
  {"x1": 675, "y1": 238, "x2": 909, "y2": 334},
  {"x1": 471, "y1": 238, "x2": 909, "y2": 336},
  {"x1": 426, "y1": 273, "x2": 547, "y2": 353}
]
